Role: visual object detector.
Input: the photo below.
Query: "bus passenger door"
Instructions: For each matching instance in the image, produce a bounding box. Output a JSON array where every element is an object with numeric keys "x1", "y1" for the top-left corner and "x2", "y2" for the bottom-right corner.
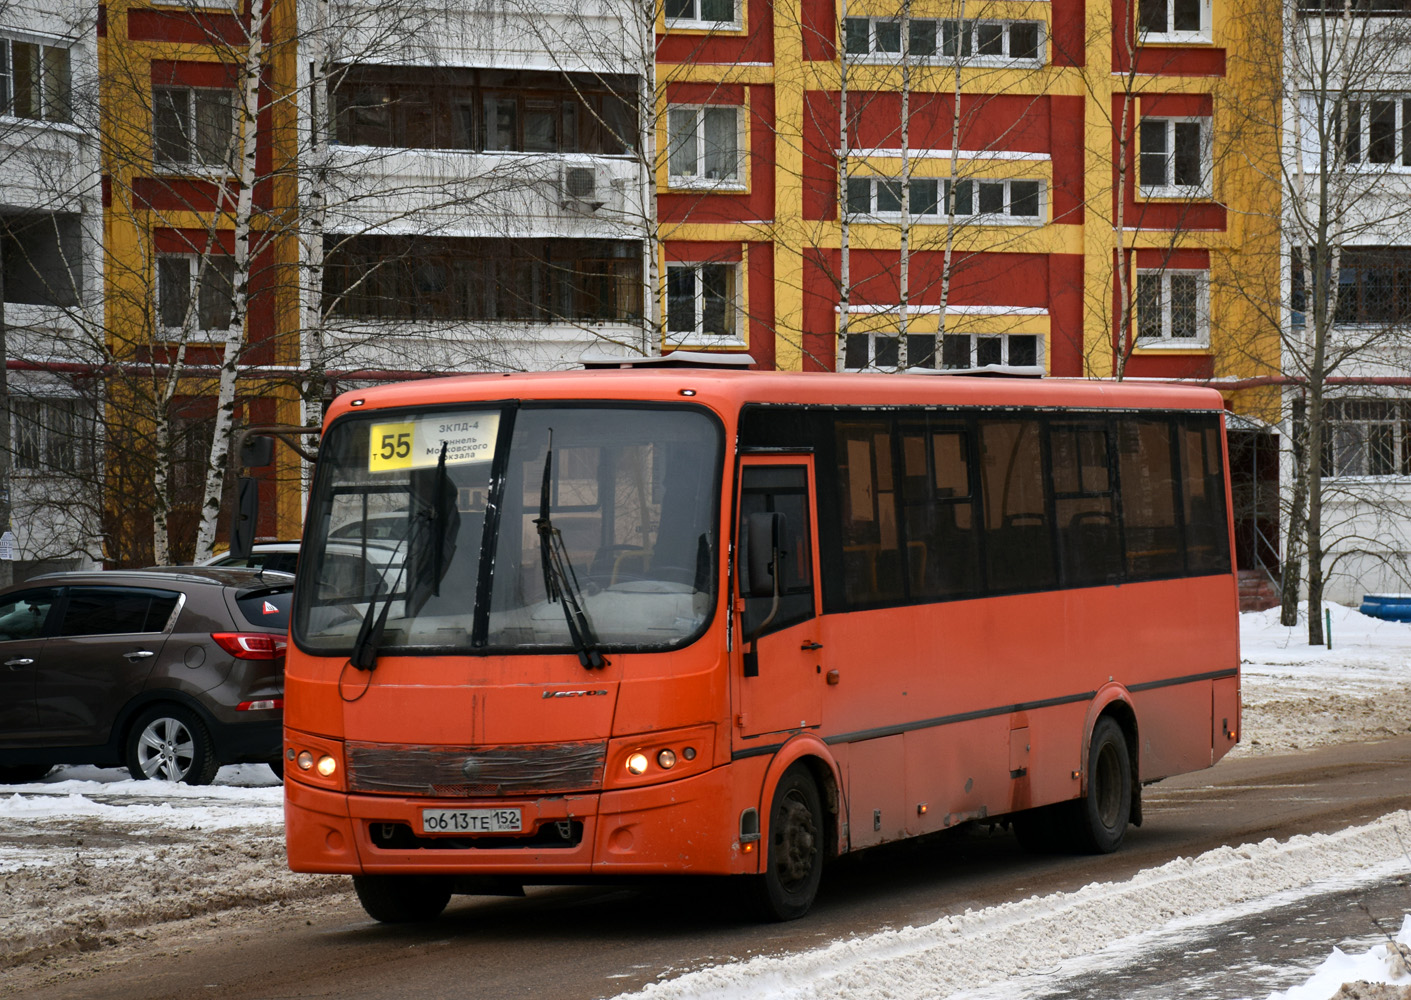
[{"x1": 734, "y1": 459, "x2": 824, "y2": 739}]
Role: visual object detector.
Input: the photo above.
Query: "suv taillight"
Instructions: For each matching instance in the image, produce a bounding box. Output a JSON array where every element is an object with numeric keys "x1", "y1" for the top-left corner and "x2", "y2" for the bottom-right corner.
[{"x1": 211, "y1": 632, "x2": 287, "y2": 660}]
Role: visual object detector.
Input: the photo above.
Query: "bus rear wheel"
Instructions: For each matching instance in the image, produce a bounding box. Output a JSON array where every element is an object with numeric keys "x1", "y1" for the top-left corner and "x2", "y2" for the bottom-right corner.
[
  {"x1": 1071, "y1": 717, "x2": 1132, "y2": 854},
  {"x1": 752, "y1": 765, "x2": 824, "y2": 921},
  {"x1": 352, "y1": 874, "x2": 452, "y2": 923}
]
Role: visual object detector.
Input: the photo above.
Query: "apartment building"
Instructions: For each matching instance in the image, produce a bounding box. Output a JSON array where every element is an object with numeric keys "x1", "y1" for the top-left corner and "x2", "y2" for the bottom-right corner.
[
  {"x1": 97, "y1": 0, "x2": 304, "y2": 561},
  {"x1": 0, "y1": 0, "x2": 103, "y2": 577},
  {"x1": 307, "y1": 0, "x2": 655, "y2": 382},
  {"x1": 656, "y1": 0, "x2": 1280, "y2": 377},
  {"x1": 1282, "y1": 0, "x2": 1411, "y2": 603}
]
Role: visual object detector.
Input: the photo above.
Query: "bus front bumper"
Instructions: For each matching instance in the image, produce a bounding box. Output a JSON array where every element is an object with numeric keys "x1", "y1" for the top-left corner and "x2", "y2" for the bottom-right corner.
[{"x1": 285, "y1": 764, "x2": 754, "y2": 878}]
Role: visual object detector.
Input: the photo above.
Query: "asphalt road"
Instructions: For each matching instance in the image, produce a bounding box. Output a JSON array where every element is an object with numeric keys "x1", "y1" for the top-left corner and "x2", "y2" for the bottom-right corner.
[{"x1": 17, "y1": 736, "x2": 1411, "y2": 1000}]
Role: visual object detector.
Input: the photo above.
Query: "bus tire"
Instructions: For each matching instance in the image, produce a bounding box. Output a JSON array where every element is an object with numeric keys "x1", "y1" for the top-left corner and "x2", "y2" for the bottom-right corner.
[
  {"x1": 352, "y1": 874, "x2": 452, "y2": 923},
  {"x1": 752, "y1": 765, "x2": 824, "y2": 921},
  {"x1": 1071, "y1": 717, "x2": 1132, "y2": 854}
]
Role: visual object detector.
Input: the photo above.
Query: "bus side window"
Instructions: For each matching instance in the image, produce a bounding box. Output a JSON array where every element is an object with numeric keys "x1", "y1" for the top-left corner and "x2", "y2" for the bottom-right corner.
[
  {"x1": 902, "y1": 423, "x2": 979, "y2": 599},
  {"x1": 837, "y1": 421, "x2": 904, "y2": 605},
  {"x1": 1118, "y1": 420, "x2": 1184, "y2": 579},
  {"x1": 980, "y1": 419, "x2": 1055, "y2": 593},
  {"x1": 739, "y1": 466, "x2": 815, "y2": 636},
  {"x1": 1180, "y1": 420, "x2": 1231, "y2": 574},
  {"x1": 1051, "y1": 422, "x2": 1120, "y2": 587}
]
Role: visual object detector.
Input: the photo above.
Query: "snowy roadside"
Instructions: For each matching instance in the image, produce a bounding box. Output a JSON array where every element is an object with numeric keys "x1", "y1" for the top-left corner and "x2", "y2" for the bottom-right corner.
[{"x1": 1, "y1": 605, "x2": 1410, "y2": 996}]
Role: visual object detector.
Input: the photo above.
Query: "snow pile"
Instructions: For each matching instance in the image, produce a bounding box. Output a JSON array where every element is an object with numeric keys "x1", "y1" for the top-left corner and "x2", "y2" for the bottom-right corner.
[
  {"x1": 1269, "y1": 916, "x2": 1411, "y2": 1000},
  {"x1": 1235, "y1": 605, "x2": 1411, "y2": 756},
  {"x1": 610, "y1": 813, "x2": 1411, "y2": 1000},
  {"x1": 1, "y1": 605, "x2": 1410, "y2": 993}
]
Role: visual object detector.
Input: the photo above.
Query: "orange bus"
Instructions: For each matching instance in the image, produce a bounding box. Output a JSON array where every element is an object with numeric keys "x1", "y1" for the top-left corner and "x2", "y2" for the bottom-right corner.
[{"x1": 283, "y1": 360, "x2": 1240, "y2": 922}]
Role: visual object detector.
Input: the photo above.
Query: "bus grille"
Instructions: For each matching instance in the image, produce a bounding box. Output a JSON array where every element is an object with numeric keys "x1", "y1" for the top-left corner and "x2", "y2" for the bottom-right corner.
[{"x1": 345, "y1": 740, "x2": 607, "y2": 797}]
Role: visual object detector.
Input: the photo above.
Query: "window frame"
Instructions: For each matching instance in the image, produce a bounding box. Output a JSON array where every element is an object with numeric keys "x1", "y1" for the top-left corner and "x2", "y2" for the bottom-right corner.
[
  {"x1": 664, "y1": 0, "x2": 741, "y2": 31},
  {"x1": 1321, "y1": 398, "x2": 1411, "y2": 478},
  {"x1": 841, "y1": 16, "x2": 1045, "y2": 65},
  {"x1": 666, "y1": 103, "x2": 745, "y2": 189},
  {"x1": 665, "y1": 260, "x2": 744, "y2": 347},
  {"x1": 156, "y1": 253, "x2": 237, "y2": 334},
  {"x1": 152, "y1": 85, "x2": 237, "y2": 171},
  {"x1": 1136, "y1": 0, "x2": 1211, "y2": 42},
  {"x1": 324, "y1": 235, "x2": 645, "y2": 324},
  {"x1": 1134, "y1": 268, "x2": 1210, "y2": 347},
  {"x1": 1137, "y1": 116, "x2": 1212, "y2": 199},
  {"x1": 0, "y1": 34, "x2": 72, "y2": 125},
  {"x1": 845, "y1": 175, "x2": 1045, "y2": 225},
  {"x1": 11, "y1": 394, "x2": 97, "y2": 474}
]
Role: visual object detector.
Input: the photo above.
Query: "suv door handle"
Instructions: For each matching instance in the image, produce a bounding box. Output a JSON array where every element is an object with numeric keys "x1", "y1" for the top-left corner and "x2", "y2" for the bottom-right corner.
[
  {"x1": 124, "y1": 650, "x2": 155, "y2": 661},
  {"x1": 4, "y1": 657, "x2": 33, "y2": 669}
]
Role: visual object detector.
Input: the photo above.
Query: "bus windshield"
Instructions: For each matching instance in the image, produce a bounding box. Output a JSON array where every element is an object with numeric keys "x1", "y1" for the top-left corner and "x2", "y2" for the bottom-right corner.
[{"x1": 294, "y1": 404, "x2": 721, "y2": 657}]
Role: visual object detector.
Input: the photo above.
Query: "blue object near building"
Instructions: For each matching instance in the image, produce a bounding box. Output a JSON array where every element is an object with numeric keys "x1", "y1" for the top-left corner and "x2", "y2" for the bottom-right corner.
[{"x1": 1359, "y1": 594, "x2": 1411, "y2": 622}]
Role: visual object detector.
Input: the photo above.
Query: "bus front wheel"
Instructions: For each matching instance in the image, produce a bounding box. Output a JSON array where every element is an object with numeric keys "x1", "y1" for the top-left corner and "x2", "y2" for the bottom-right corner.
[
  {"x1": 1072, "y1": 717, "x2": 1132, "y2": 854},
  {"x1": 353, "y1": 874, "x2": 452, "y2": 923},
  {"x1": 752, "y1": 765, "x2": 824, "y2": 921}
]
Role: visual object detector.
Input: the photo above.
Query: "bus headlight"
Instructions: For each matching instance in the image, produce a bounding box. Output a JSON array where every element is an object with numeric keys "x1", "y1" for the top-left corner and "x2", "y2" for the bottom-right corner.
[{"x1": 606, "y1": 725, "x2": 715, "y2": 789}]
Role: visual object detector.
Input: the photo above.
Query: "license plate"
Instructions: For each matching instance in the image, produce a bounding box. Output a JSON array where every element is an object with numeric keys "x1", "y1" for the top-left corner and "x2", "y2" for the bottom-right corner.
[{"x1": 420, "y1": 807, "x2": 522, "y2": 835}]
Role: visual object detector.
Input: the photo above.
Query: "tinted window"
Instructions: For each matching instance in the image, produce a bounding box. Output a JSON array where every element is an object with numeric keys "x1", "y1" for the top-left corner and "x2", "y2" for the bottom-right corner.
[
  {"x1": 0, "y1": 588, "x2": 61, "y2": 641},
  {"x1": 901, "y1": 420, "x2": 980, "y2": 599},
  {"x1": 57, "y1": 587, "x2": 180, "y2": 637},
  {"x1": 837, "y1": 420, "x2": 904, "y2": 604},
  {"x1": 980, "y1": 418, "x2": 1056, "y2": 592},
  {"x1": 739, "y1": 465, "x2": 815, "y2": 636},
  {"x1": 236, "y1": 588, "x2": 292, "y2": 630},
  {"x1": 1051, "y1": 422, "x2": 1121, "y2": 587},
  {"x1": 1118, "y1": 419, "x2": 1184, "y2": 578}
]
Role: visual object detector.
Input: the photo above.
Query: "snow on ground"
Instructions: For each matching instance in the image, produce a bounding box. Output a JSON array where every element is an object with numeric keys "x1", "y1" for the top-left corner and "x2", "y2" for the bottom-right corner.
[{"x1": 1, "y1": 605, "x2": 1410, "y2": 999}]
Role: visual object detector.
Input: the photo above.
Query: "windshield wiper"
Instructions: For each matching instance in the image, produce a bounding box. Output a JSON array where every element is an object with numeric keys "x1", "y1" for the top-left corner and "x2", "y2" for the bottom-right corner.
[
  {"x1": 534, "y1": 430, "x2": 608, "y2": 670},
  {"x1": 350, "y1": 442, "x2": 454, "y2": 671}
]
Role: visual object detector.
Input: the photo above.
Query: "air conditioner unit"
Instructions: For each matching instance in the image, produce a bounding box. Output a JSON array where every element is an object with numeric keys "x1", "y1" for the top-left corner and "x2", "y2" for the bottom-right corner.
[{"x1": 560, "y1": 165, "x2": 605, "y2": 212}]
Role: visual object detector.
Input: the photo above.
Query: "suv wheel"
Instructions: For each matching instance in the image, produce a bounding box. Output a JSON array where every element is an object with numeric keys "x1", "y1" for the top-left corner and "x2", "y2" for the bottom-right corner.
[{"x1": 126, "y1": 706, "x2": 219, "y2": 785}]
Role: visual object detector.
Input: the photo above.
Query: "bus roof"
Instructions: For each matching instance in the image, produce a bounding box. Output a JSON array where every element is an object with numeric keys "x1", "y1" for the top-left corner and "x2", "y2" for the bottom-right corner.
[{"x1": 327, "y1": 370, "x2": 1228, "y2": 426}]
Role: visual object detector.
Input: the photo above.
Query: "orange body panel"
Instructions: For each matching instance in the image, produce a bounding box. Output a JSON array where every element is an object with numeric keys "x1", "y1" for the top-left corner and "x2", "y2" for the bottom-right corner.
[{"x1": 284, "y1": 370, "x2": 1241, "y2": 882}]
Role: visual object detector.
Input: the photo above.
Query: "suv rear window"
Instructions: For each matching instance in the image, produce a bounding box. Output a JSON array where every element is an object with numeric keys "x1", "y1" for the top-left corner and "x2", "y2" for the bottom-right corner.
[{"x1": 235, "y1": 587, "x2": 292, "y2": 630}]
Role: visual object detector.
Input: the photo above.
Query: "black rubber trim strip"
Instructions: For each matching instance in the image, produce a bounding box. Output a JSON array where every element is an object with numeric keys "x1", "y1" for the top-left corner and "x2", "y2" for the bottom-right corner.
[{"x1": 730, "y1": 667, "x2": 1238, "y2": 761}]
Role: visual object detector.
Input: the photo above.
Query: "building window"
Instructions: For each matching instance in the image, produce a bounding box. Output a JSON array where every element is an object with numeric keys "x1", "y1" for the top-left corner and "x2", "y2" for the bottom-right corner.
[
  {"x1": 12, "y1": 396, "x2": 96, "y2": 473},
  {"x1": 1, "y1": 212, "x2": 81, "y2": 306},
  {"x1": 841, "y1": 333, "x2": 938, "y2": 371},
  {"x1": 157, "y1": 255, "x2": 235, "y2": 331},
  {"x1": 0, "y1": 36, "x2": 70, "y2": 123},
  {"x1": 1135, "y1": 269, "x2": 1208, "y2": 345},
  {"x1": 665, "y1": 0, "x2": 738, "y2": 28},
  {"x1": 154, "y1": 87, "x2": 235, "y2": 168},
  {"x1": 666, "y1": 262, "x2": 740, "y2": 343},
  {"x1": 1137, "y1": 0, "x2": 1206, "y2": 37},
  {"x1": 332, "y1": 66, "x2": 637, "y2": 155},
  {"x1": 667, "y1": 105, "x2": 741, "y2": 185},
  {"x1": 842, "y1": 18, "x2": 1043, "y2": 62},
  {"x1": 1138, "y1": 117, "x2": 1210, "y2": 196},
  {"x1": 846, "y1": 176, "x2": 1043, "y2": 222},
  {"x1": 325, "y1": 236, "x2": 643, "y2": 323},
  {"x1": 1322, "y1": 399, "x2": 1411, "y2": 477},
  {"x1": 1293, "y1": 246, "x2": 1411, "y2": 326},
  {"x1": 1297, "y1": 0, "x2": 1410, "y2": 15},
  {"x1": 940, "y1": 333, "x2": 1040, "y2": 368},
  {"x1": 1324, "y1": 96, "x2": 1411, "y2": 167}
]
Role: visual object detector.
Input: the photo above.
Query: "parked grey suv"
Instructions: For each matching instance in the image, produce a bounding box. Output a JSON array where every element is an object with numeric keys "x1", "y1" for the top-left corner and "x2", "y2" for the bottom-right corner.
[{"x1": 0, "y1": 567, "x2": 291, "y2": 785}]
